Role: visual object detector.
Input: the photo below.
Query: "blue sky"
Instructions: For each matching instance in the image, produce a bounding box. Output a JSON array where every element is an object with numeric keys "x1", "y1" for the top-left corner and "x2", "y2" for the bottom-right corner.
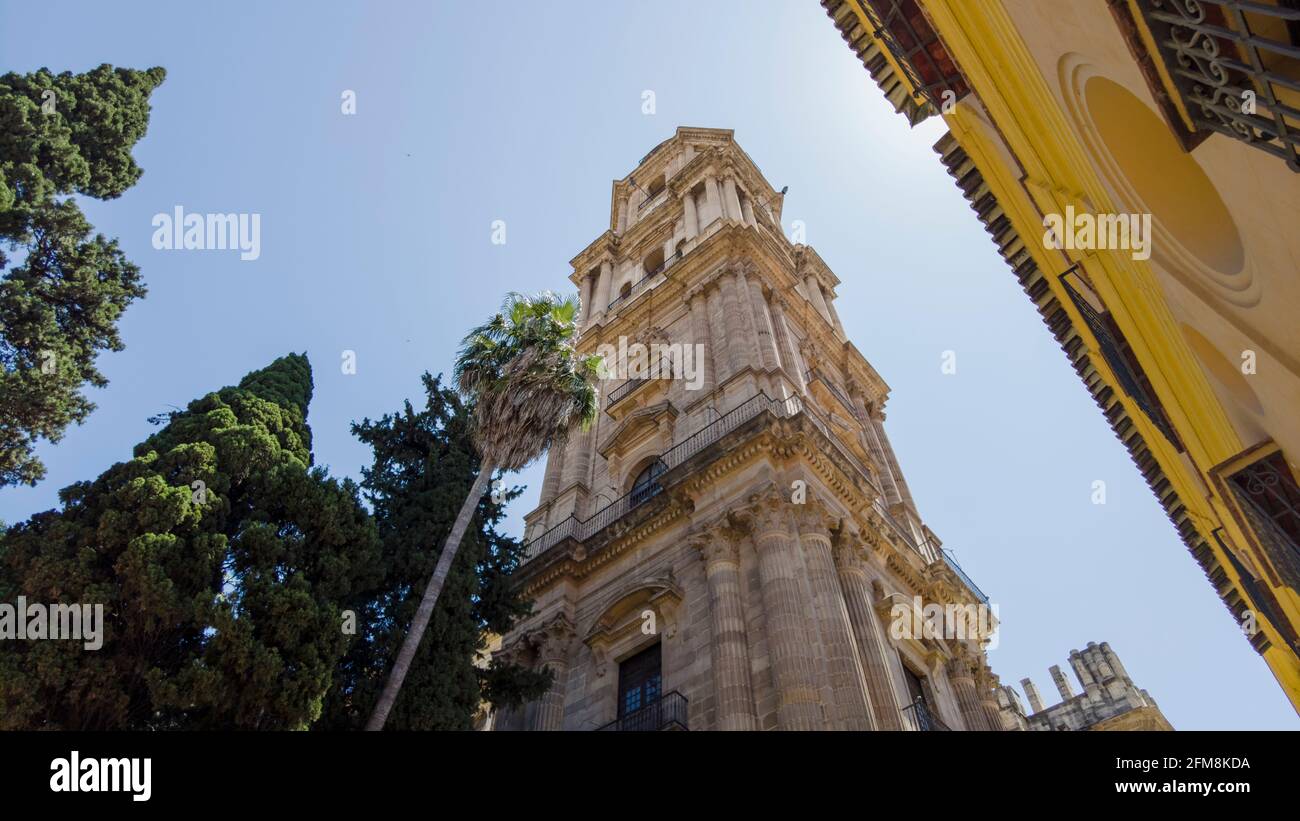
[{"x1": 2, "y1": 0, "x2": 1293, "y2": 729}]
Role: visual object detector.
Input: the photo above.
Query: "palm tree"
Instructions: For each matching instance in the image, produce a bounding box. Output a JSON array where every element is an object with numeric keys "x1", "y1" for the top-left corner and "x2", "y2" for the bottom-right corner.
[{"x1": 365, "y1": 291, "x2": 601, "y2": 730}]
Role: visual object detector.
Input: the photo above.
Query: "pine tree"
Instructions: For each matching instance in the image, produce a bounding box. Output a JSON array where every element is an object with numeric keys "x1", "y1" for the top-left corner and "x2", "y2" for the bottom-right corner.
[
  {"x1": 0, "y1": 353, "x2": 381, "y2": 729},
  {"x1": 318, "y1": 373, "x2": 548, "y2": 730},
  {"x1": 0, "y1": 64, "x2": 165, "y2": 487}
]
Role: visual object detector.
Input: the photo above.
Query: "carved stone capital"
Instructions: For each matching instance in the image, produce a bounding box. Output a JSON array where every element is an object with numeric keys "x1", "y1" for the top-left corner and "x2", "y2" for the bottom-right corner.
[{"x1": 532, "y1": 612, "x2": 576, "y2": 666}]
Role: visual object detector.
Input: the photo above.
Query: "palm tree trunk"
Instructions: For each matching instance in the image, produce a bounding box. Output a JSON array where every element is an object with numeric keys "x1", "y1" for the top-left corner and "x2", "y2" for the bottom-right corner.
[{"x1": 365, "y1": 461, "x2": 496, "y2": 731}]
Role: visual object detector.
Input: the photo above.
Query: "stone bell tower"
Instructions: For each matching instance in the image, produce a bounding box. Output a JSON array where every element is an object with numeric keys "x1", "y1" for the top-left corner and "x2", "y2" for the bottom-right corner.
[{"x1": 490, "y1": 127, "x2": 1003, "y2": 731}]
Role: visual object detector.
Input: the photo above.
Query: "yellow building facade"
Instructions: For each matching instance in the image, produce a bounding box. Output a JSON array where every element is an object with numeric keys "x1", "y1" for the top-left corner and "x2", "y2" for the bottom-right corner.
[{"x1": 823, "y1": 0, "x2": 1300, "y2": 709}]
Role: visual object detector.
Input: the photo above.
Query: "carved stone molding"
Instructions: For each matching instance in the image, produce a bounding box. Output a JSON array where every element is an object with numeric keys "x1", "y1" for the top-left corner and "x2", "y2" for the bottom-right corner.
[{"x1": 532, "y1": 612, "x2": 576, "y2": 666}]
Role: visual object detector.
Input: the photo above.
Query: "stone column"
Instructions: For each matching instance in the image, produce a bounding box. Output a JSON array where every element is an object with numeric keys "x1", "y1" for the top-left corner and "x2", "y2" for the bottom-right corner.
[
  {"x1": 579, "y1": 273, "x2": 595, "y2": 331},
  {"x1": 563, "y1": 424, "x2": 594, "y2": 491},
  {"x1": 705, "y1": 283, "x2": 729, "y2": 386},
  {"x1": 1021, "y1": 677, "x2": 1045, "y2": 713},
  {"x1": 796, "y1": 507, "x2": 875, "y2": 730},
  {"x1": 804, "y1": 275, "x2": 832, "y2": 324},
  {"x1": 723, "y1": 177, "x2": 743, "y2": 222},
  {"x1": 977, "y1": 667, "x2": 1005, "y2": 731},
  {"x1": 594, "y1": 260, "x2": 613, "y2": 319},
  {"x1": 769, "y1": 296, "x2": 805, "y2": 394},
  {"x1": 749, "y1": 493, "x2": 824, "y2": 729},
  {"x1": 703, "y1": 176, "x2": 722, "y2": 228},
  {"x1": 946, "y1": 657, "x2": 992, "y2": 731},
  {"x1": 540, "y1": 443, "x2": 566, "y2": 504},
  {"x1": 1050, "y1": 665, "x2": 1075, "y2": 702},
  {"x1": 687, "y1": 285, "x2": 715, "y2": 398},
  {"x1": 745, "y1": 271, "x2": 780, "y2": 372},
  {"x1": 683, "y1": 189, "x2": 699, "y2": 239},
  {"x1": 871, "y1": 414, "x2": 918, "y2": 518},
  {"x1": 720, "y1": 270, "x2": 751, "y2": 378},
  {"x1": 823, "y1": 287, "x2": 847, "y2": 337},
  {"x1": 741, "y1": 195, "x2": 755, "y2": 226},
  {"x1": 532, "y1": 615, "x2": 575, "y2": 731},
  {"x1": 834, "y1": 543, "x2": 904, "y2": 730},
  {"x1": 616, "y1": 198, "x2": 628, "y2": 235},
  {"x1": 864, "y1": 411, "x2": 903, "y2": 508},
  {"x1": 692, "y1": 522, "x2": 758, "y2": 730}
]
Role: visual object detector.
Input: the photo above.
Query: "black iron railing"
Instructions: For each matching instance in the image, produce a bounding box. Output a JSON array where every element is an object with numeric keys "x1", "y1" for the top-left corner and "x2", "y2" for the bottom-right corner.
[
  {"x1": 638, "y1": 188, "x2": 669, "y2": 212},
  {"x1": 606, "y1": 376, "x2": 653, "y2": 407},
  {"x1": 1059, "y1": 267, "x2": 1182, "y2": 449},
  {"x1": 596, "y1": 691, "x2": 689, "y2": 731},
  {"x1": 855, "y1": 0, "x2": 971, "y2": 108},
  {"x1": 805, "y1": 368, "x2": 865, "y2": 423},
  {"x1": 901, "y1": 698, "x2": 950, "y2": 731},
  {"x1": 520, "y1": 388, "x2": 989, "y2": 608},
  {"x1": 1136, "y1": 0, "x2": 1300, "y2": 171},
  {"x1": 940, "y1": 549, "x2": 988, "y2": 605},
  {"x1": 1226, "y1": 450, "x2": 1300, "y2": 597},
  {"x1": 522, "y1": 392, "x2": 799, "y2": 563},
  {"x1": 606, "y1": 254, "x2": 679, "y2": 315}
]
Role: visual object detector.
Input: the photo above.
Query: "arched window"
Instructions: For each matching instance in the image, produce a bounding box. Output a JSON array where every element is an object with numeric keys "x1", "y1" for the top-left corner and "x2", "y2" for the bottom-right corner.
[{"x1": 629, "y1": 460, "x2": 666, "y2": 507}]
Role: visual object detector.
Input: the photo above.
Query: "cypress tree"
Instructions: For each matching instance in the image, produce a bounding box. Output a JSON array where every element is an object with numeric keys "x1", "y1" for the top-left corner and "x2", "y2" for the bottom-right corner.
[
  {"x1": 318, "y1": 373, "x2": 548, "y2": 730},
  {"x1": 0, "y1": 64, "x2": 165, "y2": 487},
  {"x1": 0, "y1": 353, "x2": 381, "y2": 729}
]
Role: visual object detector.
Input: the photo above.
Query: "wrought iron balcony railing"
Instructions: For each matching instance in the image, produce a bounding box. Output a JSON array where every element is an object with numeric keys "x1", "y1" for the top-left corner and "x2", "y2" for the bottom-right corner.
[
  {"x1": 940, "y1": 549, "x2": 988, "y2": 605},
  {"x1": 1134, "y1": 0, "x2": 1300, "y2": 170},
  {"x1": 606, "y1": 376, "x2": 653, "y2": 408},
  {"x1": 804, "y1": 368, "x2": 865, "y2": 423},
  {"x1": 521, "y1": 392, "x2": 802, "y2": 563},
  {"x1": 1225, "y1": 450, "x2": 1300, "y2": 600},
  {"x1": 596, "y1": 691, "x2": 689, "y2": 731},
  {"x1": 1059, "y1": 267, "x2": 1183, "y2": 450},
  {"x1": 901, "y1": 698, "x2": 950, "y2": 731},
  {"x1": 605, "y1": 252, "x2": 679, "y2": 314},
  {"x1": 855, "y1": 0, "x2": 971, "y2": 109}
]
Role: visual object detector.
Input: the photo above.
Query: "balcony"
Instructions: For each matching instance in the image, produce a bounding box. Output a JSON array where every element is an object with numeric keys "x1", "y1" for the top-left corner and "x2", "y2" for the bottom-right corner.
[
  {"x1": 1132, "y1": 0, "x2": 1300, "y2": 170},
  {"x1": 596, "y1": 691, "x2": 688, "y2": 731},
  {"x1": 804, "y1": 368, "x2": 865, "y2": 423},
  {"x1": 939, "y1": 548, "x2": 988, "y2": 605},
  {"x1": 605, "y1": 251, "x2": 680, "y2": 314},
  {"x1": 1059, "y1": 266, "x2": 1183, "y2": 450},
  {"x1": 856, "y1": 0, "x2": 971, "y2": 108},
  {"x1": 901, "y1": 699, "x2": 950, "y2": 731},
  {"x1": 606, "y1": 376, "x2": 653, "y2": 408},
  {"x1": 522, "y1": 392, "x2": 803, "y2": 564}
]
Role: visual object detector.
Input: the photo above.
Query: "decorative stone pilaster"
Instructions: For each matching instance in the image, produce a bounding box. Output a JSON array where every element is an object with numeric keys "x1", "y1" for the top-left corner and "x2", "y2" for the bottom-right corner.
[
  {"x1": 687, "y1": 285, "x2": 715, "y2": 398},
  {"x1": 744, "y1": 267, "x2": 780, "y2": 372},
  {"x1": 683, "y1": 188, "x2": 699, "y2": 239},
  {"x1": 720, "y1": 269, "x2": 751, "y2": 378},
  {"x1": 833, "y1": 540, "x2": 904, "y2": 730},
  {"x1": 976, "y1": 666, "x2": 1006, "y2": 732},
  {"x1": 863, "y1": 408, "x2": 903, "y2": 508},
  {"x1": 870, "y1": 412, "x2": 918, "y2": 518},
  {"x1": 946, "y1": 656, "x2": 992, "y2": 731},
  {"x1": 690, "y1": 518, "x2": 758, "y2": 730},
  {"x1": 531, "y1": 613, "x2": 575, "y2": 731},
  {"x1": 769, "y1": 296, "x2": 804, "y2": 393},
  {"x1": 722, "y1": 176, "x2": 743, "y2": 222},
  {"x1": 748, "y1": 490, "x2": 824, "y2": 730},
  {"x1": 796, "y1": 505, "x2": 875, "y2": 730}
]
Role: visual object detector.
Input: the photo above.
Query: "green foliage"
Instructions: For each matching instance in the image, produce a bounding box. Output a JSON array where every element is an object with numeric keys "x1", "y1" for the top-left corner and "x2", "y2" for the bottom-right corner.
[
  {"x1": 0, "y1": 64, "x2": 165, "y2": 487},
  {"x1": 454, "y1": 291, "x2": 601, "y2": 471},
  {"x1": 0, "y1": 353, "x2": 381, "y2": 729},
  {"x1": 318, "y1": 373, "x2": 548, "y2": 730}
]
